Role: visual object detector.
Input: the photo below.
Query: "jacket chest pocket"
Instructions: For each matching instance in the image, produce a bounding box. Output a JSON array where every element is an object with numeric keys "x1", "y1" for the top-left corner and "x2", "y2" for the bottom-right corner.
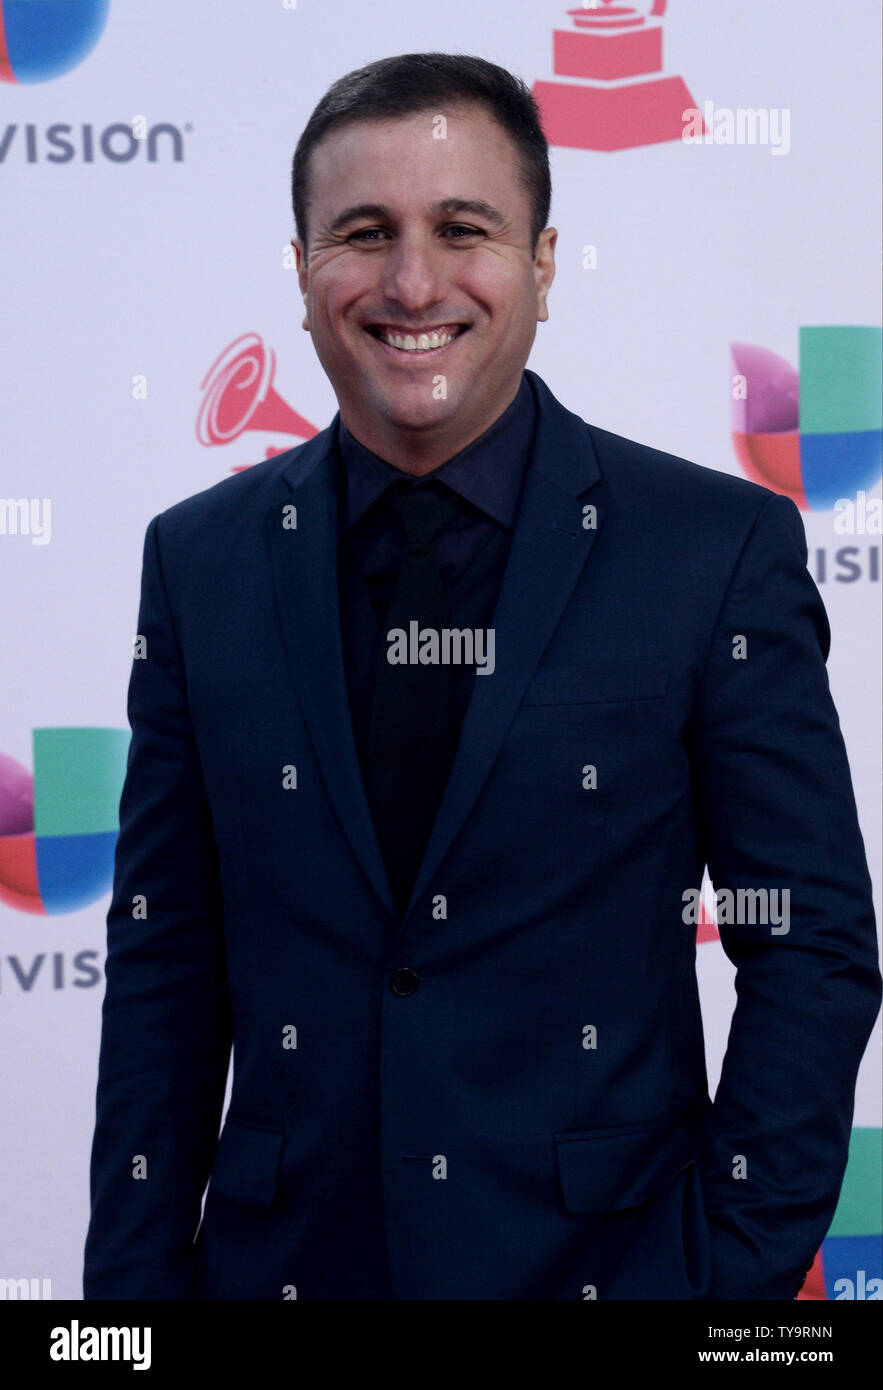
[
  {"x1": 504, "y1": 658, "x2": 673, "y2": 814},
  {"x1": 520, "y1": 657, "x2": 668, "y2": 708}
]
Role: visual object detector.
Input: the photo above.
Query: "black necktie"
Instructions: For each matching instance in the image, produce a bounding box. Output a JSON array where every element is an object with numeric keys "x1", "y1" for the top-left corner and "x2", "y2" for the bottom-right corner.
[{"x1": 364, "y1": 481, "x2": 461, "y2": 916}]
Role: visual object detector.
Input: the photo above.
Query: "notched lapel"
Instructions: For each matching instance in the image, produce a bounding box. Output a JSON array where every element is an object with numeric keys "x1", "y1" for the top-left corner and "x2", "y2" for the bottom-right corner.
[
  {"x1": 264, "y1": 427, "x2": 398, "y2": 919},
  {"x1": 405, "y1": 373, "x2": 606, "y2": 916}
]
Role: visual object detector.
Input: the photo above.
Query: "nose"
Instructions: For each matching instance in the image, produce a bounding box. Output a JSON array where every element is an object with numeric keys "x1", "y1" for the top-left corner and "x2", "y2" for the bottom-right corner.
[{"x1": 379, "y1": 229, "x2": 447, "y2": 317}]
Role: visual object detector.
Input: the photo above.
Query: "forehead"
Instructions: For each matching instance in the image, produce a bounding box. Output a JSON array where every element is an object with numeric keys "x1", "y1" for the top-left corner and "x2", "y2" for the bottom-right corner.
[{"x1": 307, "y1": 104, "x2": 525, "y2": 216}]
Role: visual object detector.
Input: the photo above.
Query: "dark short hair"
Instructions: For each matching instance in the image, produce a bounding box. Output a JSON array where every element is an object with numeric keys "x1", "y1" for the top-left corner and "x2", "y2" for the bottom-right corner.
[{"x1": 291, "y1": 52, "x2": 551, "y2": 261}]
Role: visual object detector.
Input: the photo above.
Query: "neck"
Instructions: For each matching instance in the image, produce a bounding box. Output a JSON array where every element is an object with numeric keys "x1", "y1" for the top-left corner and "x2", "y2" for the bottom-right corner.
[{"x1": 339, "y1": 378, "x2": 522, "y2": 476}]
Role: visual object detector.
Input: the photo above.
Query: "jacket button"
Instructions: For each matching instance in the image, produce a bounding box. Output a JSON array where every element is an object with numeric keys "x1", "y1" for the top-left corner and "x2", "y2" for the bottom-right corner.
[{"x1": 390, "y1": 967, "x2": 419, "y2": 996}]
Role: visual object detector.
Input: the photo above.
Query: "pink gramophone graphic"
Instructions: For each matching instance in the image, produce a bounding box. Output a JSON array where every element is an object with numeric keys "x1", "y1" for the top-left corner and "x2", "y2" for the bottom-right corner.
[
  {"x1": 197, "y1": 332, "x2": 319, "y2": 472},
  {"x1": 532, "y1": 0, "x2": 704, "y2": 152}
]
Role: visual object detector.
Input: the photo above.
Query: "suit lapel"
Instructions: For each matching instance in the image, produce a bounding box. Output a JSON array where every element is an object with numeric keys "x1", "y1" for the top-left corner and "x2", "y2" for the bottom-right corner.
[
  {"x1": 404, "y1": 371, "x2": 604, "y2": 915},
  {"x1": 264, "y1": 371, "x2": 604, "y2": 923},
  {"x1": 265, "y1": 424, "x2": 399, "y2": 918}
]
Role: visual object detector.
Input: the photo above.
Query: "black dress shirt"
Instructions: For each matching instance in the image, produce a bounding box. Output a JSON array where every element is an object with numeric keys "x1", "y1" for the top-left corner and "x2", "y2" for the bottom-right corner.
[{"x1": 336, "y1": 371, "x2": 537, "y2": 783}]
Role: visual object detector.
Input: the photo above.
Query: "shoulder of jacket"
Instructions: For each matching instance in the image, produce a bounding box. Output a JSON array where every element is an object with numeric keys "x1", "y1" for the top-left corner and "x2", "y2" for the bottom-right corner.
[
  {"x1": 151, "y1": 441, "x2": 309, "y2": 540},
  {"x1": 586, "y1": 421, "x2": 779, "y2": 529}
]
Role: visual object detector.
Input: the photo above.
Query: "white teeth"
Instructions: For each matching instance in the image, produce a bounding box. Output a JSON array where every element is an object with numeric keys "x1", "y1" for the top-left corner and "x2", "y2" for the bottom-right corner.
[{"x1": 376, "y1": 327, "x2": 460, "y2": 352}]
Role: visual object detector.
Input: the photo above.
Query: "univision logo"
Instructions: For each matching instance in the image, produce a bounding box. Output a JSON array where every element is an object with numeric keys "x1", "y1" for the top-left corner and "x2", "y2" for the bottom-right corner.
[
  {"x1": 0, "y1": 120, "x2": 188, "y2": 163},
  {"x1": 730, "y1": 326, "x2": 882, "y2": 510},
  {"x1": 0, "y1": 728, "x2": 128, "y2": 915},
  {"x1": 0, "y1": 0, "x2": 110, "y2": 85}
]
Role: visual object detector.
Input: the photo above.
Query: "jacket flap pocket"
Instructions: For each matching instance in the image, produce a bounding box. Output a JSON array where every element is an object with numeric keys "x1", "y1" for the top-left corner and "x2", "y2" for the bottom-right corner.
[
  {"x1": 521, "y1": 658, "x2": 668, "y2": 706},
  {"x1": 209, "y1": 1121, "x2": 284, "y2": 1207},
  {"x1": 554, "y1": 1109, "x2": 705, "y2": 1216}
]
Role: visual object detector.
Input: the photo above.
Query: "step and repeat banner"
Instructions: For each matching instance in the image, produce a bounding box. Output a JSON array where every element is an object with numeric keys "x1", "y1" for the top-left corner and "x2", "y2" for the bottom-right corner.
[{"x1": 1, "y1": 1, "x2": 880, "y2": 1301}]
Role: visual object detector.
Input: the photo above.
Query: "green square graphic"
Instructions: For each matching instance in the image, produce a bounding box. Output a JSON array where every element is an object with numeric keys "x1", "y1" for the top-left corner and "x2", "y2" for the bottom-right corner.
[
  {"x1": 828, "y1": 1128, "x2": 883, "y2": 1237},
  {"x1": 799, "y1": 326, "x2": 883, "y2": 435},
  {"x1": 33, "y1": 727, "x2": 130, "y2": 837}
]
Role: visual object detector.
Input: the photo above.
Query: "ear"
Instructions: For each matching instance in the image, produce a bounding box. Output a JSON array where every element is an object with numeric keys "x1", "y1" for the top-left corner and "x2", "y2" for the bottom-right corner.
[
  {"x1": 534, "y1": 227, "x2": 557, "y2": 324},
  {"x1": 292, "y1": 238, "x2": 310, "y2": 330},
  {"x1": 292, "y1": 237, "x2": 308, "y2": 294}
]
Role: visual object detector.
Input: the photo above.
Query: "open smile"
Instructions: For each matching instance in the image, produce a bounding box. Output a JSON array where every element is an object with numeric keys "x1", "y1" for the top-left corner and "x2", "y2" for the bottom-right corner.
[{"x1": 365, "y1": 323, "x2": 471, "y2": 360}]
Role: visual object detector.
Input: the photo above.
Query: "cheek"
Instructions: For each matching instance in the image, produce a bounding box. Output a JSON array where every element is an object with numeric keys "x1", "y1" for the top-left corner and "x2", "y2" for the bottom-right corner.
[
  {"x1": 464, "y1": 266, "x2": 533, "y2": 324},
  {"x1": 311, "y1": 266, "x2": 368, "y2": 321}
]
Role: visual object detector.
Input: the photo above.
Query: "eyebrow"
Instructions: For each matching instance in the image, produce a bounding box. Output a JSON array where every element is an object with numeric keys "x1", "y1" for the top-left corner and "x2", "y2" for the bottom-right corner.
[{"x1": 326, "y1": 198, "x2": 507, "y2": 235}]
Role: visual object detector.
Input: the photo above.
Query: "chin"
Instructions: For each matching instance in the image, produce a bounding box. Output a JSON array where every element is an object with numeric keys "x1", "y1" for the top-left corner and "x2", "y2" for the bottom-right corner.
[{"x1": 377, "y1": 387, "x2": 458, "y2": 424}]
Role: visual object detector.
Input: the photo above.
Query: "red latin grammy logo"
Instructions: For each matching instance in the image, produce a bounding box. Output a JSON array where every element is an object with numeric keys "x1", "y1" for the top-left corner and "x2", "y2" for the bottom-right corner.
[
  {"x1": 532, "y1": 0, "x2": 705, "y2": 151},
  {"x1": 197, "y1": 332, "x2": 318, "y2": 472}
]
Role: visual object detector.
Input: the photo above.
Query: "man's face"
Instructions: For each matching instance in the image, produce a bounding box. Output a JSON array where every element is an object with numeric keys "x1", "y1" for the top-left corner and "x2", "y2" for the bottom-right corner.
[{"x1": 293, "y1": 103, "x2": 556, "y2": 468}]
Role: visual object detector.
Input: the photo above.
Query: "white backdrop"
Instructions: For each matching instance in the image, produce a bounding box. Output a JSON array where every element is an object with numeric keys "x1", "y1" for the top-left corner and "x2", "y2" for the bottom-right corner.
[{"x1": 1, "y1": 0, "x2": 880, "y2": 1300}]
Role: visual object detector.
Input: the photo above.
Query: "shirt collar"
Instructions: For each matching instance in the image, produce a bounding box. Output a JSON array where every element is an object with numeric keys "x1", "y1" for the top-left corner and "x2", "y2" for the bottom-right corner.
[{"x1": 337, "y1": 371, "x2": 536, "y2": 534}]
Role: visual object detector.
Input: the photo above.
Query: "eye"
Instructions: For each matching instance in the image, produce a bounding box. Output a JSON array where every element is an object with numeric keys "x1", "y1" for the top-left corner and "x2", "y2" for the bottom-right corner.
[
  {"x1": 347, "y1": 224, "x2": 485, "y2": 244},
  {"x1": 349, "y1": 228, "x2": 388, "y2": 243}
]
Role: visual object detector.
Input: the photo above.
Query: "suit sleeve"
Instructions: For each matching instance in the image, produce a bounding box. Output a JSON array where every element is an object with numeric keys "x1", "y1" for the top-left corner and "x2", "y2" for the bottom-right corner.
[
  {"x1": 83, "y1": 513, "x2": 233, "y2": 1299},
  {"x1": 687, "y1": 491, "x2": 882, "y2": 1300}
]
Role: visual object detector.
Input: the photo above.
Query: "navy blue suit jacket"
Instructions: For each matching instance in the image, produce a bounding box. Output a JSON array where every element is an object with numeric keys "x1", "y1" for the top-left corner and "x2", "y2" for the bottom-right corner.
[{"x1": 84, "y1": 369, "x2": 881, "y2": 1300}]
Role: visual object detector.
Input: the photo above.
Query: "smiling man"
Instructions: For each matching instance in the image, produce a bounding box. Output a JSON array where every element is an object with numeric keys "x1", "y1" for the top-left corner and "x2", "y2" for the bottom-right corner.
[
  {"x1": 293, "y1": 99, "x2": 554, "y2": 472},
  {"x1": 84, "y1": 53, "x2": 880, "y2": 1302}
]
